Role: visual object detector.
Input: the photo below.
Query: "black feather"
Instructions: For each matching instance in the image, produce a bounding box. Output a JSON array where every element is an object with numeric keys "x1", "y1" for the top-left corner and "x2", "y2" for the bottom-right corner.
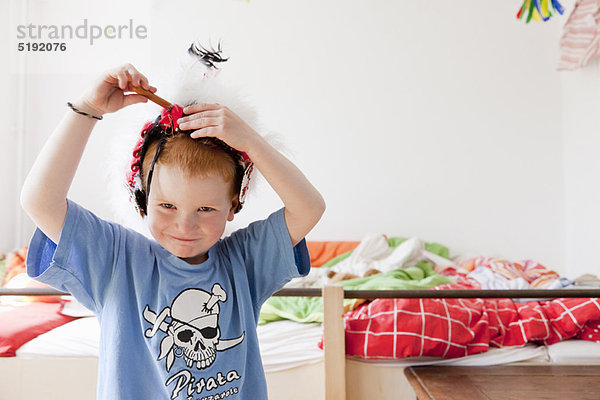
[{"x1": 187, "y1": 41, "x2": 229, "y2": 69}]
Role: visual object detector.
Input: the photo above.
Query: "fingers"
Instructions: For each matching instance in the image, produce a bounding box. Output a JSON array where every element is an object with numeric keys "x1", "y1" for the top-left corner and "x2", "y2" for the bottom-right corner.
[
  {"x1": 116, "y1": 69, "x2": 131, "y2": 90},
  {"x1": 183, "y1": 103, "x2": 222, "y2": 114},
  {"x1": 178, "y1": 115, "x2": 220, "y2": 132},
  {"x1": 113, "y1": 64, "x2": 153, "y2": 92},
  {"x1": 189, "y1": 127, "x2": 218, "y2": 139},
  {"x1": 178, "y1": 110, "x2": 220, "y2": 124},
  {"x1": 177, "y1": 107, "x2": 225, "y2": 139},
  {"x1": 122, "y1": 94, "x2": 149, "y2": 107}
]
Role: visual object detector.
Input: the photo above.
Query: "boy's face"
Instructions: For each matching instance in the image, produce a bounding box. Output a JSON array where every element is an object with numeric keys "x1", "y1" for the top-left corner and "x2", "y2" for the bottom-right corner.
[{"x1": 145, "y1": 163, "x2": 238, "y2": 264}]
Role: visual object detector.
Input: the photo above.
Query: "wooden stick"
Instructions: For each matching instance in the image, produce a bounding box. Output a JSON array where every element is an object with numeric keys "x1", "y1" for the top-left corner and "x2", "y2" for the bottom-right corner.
[
  {"x1": 131, "y1": 86, "x2": 173, "y2": 109},
  {"x1": 0, "y1": 288, "x2": 69, "y2": 296},
  {"x1": 323, "y1": 284, "x2": 346, "y2": 400}
]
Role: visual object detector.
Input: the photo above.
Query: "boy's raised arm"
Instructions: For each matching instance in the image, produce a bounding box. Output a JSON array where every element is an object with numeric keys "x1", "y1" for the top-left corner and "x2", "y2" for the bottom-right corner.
[
  {"x1": 179, "y1": 104, "x2": 326, "y2": 246},
  {"x1": 20, "y1": 64, "x2": 155, "y2": 243},
  {"x1": 243, "y1": 134, "x2": 326, "y2": 246}
]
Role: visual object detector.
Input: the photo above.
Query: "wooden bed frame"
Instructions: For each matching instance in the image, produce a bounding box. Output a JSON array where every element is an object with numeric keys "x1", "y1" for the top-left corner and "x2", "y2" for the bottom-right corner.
[
  {"x1": 1, "y1": 286, "x2": 599, "y2": 400},
  {"x1": 0, "y1": 354, "x2": 417, "y2": 400}
]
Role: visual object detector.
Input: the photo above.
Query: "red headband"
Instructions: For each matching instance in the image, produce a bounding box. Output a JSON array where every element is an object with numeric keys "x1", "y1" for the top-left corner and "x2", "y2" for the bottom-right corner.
[{"x1": 126, "y1": 105, "x2": 184, "y2": 190}]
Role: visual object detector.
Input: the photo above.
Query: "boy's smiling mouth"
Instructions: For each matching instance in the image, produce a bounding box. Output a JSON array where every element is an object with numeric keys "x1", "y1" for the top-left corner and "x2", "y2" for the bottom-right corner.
[{"x1": 170, "y1": 235, "x2": 199, "y2": 242}]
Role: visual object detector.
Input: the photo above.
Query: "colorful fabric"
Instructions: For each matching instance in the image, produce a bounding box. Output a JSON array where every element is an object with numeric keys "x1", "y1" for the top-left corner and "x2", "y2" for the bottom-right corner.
[
  {"x1": 340, "y1": 279, "x2": 600, "y2": 360},
  {"x1": 517, "y1": 0, "x2": 565, "y2": 23}
]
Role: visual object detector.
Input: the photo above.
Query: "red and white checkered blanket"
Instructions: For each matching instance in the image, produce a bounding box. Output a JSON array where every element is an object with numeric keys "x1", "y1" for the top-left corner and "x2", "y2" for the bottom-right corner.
[{"x1": 343, "y1": 282, "x2": 600, "y2": 359}]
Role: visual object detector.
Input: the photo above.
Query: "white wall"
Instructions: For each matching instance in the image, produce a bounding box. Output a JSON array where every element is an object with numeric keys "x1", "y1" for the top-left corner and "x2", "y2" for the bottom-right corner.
[
  {"x1": 562, "y1": 57, "x2": 600, "y2": 279},
  {"x1": 1, "y1": 0, "x2": 19, "y2": 252},
  {"x1": 4, "y1": 0, "x2": 570, "y2": 274}
]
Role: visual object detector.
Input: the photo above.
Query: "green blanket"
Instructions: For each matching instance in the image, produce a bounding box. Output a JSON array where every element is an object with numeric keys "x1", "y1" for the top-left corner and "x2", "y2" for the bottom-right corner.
[{"x1": 259, "y1": 260, "x2": 454, "y2": 324}]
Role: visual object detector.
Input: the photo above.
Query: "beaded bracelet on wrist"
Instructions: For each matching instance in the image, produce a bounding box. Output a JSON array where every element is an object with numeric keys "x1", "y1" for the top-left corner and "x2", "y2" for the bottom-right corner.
[{"x1": 66, "y1": 102, "x2": 103, "y2": 120}]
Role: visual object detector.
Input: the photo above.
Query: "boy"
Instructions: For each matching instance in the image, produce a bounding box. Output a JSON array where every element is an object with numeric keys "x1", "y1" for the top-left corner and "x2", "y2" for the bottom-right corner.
[{"x1": 20, "y1": 63, "x2": 325, "y2": 399}]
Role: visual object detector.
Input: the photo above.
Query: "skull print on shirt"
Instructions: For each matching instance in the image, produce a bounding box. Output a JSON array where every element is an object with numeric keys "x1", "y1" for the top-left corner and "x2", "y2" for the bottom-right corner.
[{"x1": 143, "y1": 283, "x2": 245, "y2": 373}]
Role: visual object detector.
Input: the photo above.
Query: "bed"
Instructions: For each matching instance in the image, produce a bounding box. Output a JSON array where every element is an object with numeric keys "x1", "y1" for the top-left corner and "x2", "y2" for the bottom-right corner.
[{"x1": 1, "y1": 237, "x2": 599, "y2": 400}]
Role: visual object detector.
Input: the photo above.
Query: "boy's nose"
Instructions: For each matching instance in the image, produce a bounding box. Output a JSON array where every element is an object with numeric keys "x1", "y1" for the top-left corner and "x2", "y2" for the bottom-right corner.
[{"x1": 177, "y1": 213, "x2": 199, "y2": 232}]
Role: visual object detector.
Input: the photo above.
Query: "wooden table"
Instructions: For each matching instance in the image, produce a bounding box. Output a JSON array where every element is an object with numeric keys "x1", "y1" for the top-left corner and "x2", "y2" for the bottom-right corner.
[{"x1": 404, "y1": 365, "x2": 600, "y2": 400}]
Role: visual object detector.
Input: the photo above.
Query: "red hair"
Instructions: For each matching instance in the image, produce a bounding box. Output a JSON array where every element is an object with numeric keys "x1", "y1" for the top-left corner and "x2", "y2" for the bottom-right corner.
[{"x1": 140, "y1": 135, "x2": 241, "y2": 198}]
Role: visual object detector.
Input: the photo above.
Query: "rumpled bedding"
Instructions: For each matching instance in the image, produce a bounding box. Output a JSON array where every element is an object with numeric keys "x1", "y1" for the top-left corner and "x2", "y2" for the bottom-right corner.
[
  {"x1": 260, "y1": 234, "x2": 600, "y2": 360},
  {"x1": 338, "y1": 255, "x2": 600, "y2": 359},
  {"x1": 259, "y1": 235, "x2": 455, "y2": 325},
  {"x1": 342, "y1": 283, "x2": 600, "y2": 359},
  {"x1": 259, "y1": 261, "x2": 454, "y2": 324}
]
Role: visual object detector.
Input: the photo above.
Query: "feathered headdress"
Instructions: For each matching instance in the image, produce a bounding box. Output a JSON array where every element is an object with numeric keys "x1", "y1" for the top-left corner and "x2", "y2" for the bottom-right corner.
[{"x1": 125, "y1": 41, "x2": 255, "y2": 216}]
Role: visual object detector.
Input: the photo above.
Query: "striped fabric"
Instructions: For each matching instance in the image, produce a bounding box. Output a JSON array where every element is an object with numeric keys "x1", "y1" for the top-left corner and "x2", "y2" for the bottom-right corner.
[
  {"x1": 458, "y1": 257, "x2": 560, "y2": 288},
  {"x1": 558, "y1": 0, "x2": 600, "y2": 71}
]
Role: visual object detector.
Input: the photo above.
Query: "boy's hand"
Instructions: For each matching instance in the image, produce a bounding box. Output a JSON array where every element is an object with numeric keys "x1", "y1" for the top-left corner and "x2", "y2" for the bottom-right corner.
[
  {"x1": 74, "y1": 64, "x2": 157, "y2": 118},
  {"x1": 179, "y1": 104, "x2": 325, "y2": 246},
  {"x1": 178, "y1": 104, "x2": 259, "y2": 152}
]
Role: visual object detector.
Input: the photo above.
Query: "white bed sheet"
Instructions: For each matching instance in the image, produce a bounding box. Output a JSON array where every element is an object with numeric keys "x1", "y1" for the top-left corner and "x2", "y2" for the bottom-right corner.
[
  {"x1": 347, "y1": 344, "x2": 548, "y2": 367},
  {"x1": 17, "y1": 317, "x2": 100, "y2": 358},
  {"x1": 257, "y1": 320, "x2": 324, "y2": 372},
  {"x1": 16, "y1": 317, "x2": 325, "y2": 372}
]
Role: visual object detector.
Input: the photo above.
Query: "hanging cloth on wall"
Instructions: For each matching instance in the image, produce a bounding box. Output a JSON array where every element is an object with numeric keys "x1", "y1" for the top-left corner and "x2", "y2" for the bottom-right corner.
[
  {"x1": 517, "y1": 0, "x2": 565, "y2": 23},
  {"x1": 557, "y1": 0, "x2": 600, "y2": 71}
]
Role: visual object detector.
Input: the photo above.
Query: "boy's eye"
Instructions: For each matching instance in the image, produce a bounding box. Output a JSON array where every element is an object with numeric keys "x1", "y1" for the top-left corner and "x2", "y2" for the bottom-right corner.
[
  {"x1": 198, "y1": 207, "x2": 214, "y2": 212},
  {"x1": 160, "y1": 203, "x2": 175, "y2": 209}
]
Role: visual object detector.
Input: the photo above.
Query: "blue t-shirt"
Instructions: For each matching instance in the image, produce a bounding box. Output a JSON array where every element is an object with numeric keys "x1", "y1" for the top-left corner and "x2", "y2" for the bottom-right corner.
[{"x1": 26, "y1": 200, "x2": 310, "y2": 400}]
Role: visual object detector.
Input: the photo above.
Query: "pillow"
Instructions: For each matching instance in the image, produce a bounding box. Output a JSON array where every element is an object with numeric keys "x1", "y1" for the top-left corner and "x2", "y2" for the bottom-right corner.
[
  {"x1": 546, "y1": 339, "x2": 600, "y2": 363},
  {"x1": 306, "y1": 241, "x2": 360, "y2": 268}
]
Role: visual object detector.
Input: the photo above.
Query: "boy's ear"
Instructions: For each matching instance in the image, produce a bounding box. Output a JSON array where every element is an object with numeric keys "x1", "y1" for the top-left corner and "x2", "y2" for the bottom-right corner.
[{"x1": 228, "y1": 196, "x2": 239, "y2": 221}]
